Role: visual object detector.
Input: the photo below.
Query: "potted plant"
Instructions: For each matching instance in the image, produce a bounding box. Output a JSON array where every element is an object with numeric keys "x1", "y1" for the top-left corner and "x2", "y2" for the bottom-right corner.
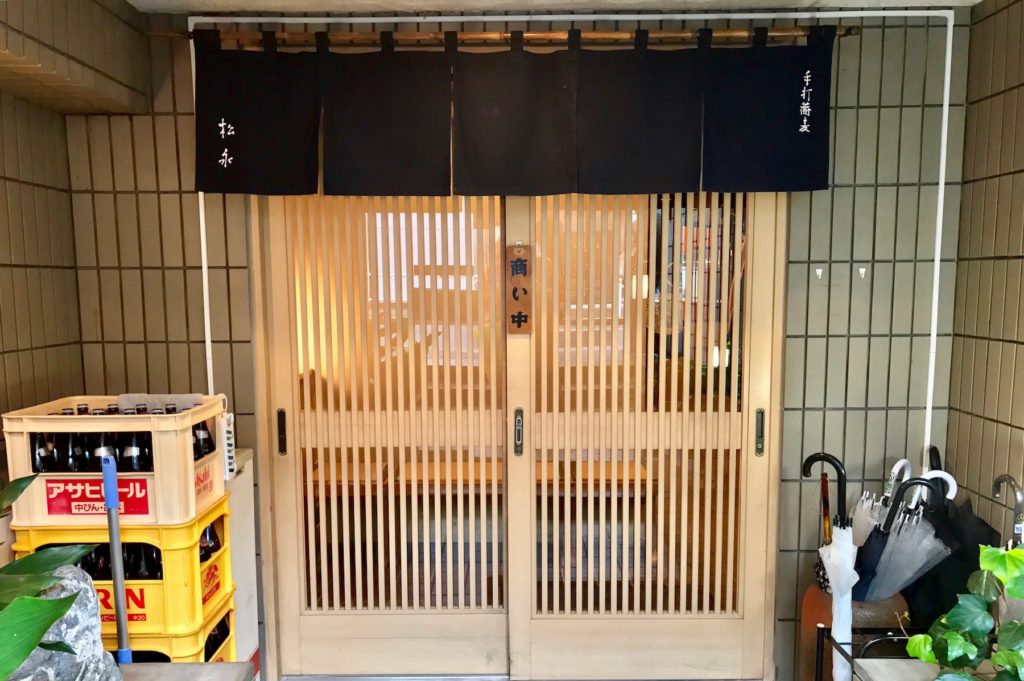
[
  {"x1": 0, "y1": 475, "x2": 94, "y2": 679},
  {"x1": 906, "y1": 544, "x2": 1024, "y2": 680}
]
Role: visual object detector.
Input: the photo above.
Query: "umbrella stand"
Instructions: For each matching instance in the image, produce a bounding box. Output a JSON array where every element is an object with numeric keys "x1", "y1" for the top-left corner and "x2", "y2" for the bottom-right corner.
[
  {"x1": 101, "y1": 455, "x2": 133, "y2": 665},
  {"x1": 993, "y1": 474, "x2": 1024, "y2": 547}
]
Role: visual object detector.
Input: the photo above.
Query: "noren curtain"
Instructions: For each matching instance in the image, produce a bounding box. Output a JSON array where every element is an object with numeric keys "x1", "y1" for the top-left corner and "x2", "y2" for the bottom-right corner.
[{"x1": 193, "y1": 27, "x2": 837, "y2": 196}]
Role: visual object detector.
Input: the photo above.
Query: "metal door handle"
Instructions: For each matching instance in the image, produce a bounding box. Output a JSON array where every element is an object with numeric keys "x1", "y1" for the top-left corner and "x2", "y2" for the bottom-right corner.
[
  {"x1": 277, "y1": 408, "x2": 288, "y2": 455},
  {"x1": 514, "y1": 408, "x2": 524, "y2": 456},
  {"x1": 755, "y1": 409, "x2": 765, "y2": 456}
]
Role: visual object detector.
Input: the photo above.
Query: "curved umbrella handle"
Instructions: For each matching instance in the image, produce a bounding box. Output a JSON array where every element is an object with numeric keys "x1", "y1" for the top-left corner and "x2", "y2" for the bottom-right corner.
[
  {"x1": 882, "y1": 478, "x2": 942, "y2": 533},
  {"x1": 802, "y1": 452, "x2": 847, "y2": 525},
  {"x1": 993, "y1": 474, "x2": 1024, "y2": 545},
  {"x1": 908, "y1": 470, "x2": 957, "y2": 508},
  {"x1": 927, "y1": 445, "x2": 943, "y2": 472},
  {"x1": 882, "y1": 458, "x2": 912, "y2": 502}
]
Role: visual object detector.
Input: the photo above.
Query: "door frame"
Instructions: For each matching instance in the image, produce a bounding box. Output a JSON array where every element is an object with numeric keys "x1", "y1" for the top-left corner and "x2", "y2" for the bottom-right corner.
[{"x1": 251, "y1": 194, "x2": 787, "y2": 681}]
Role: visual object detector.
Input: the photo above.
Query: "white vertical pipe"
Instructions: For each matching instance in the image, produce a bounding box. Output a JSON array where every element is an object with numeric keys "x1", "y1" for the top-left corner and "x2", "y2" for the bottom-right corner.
[
  {"x1": 188, "y1": 19, "x2": 216, "y2": 394},
  {"x1": 922, "y1": 9, "x2": 955, "y2": 472}
]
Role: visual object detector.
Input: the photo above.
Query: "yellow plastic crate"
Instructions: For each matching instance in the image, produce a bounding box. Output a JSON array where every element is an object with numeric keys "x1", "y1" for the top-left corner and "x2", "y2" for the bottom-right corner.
[
  {"x1": 14, "y1": 495, "x2": 233, "y2": 636},
  {"x1": 2, "y1": 395, "x2": 226, "y2": 527},
  {"x1": 103, "y1": 588, "x2": 236, "y2": 663}
]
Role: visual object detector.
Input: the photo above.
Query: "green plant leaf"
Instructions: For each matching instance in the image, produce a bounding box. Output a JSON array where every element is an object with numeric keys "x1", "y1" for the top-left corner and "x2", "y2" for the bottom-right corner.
[
  {"x1": 0, "y1": 574, "x2": 61, "y2": 608},
  {"x1": 0, "y1": 545, "x2": 96, "y2": 576},
  {"x1": 980, "y1": 545, "x2": 1024, "y2": 585},
  {"x1": 994, "y1": 671, "x2": 1020, "y2": 681},
  {"x1": 1007, "y1": 573, "x2": 1024, "y2": 600},
  {"x1": 969, "y1": 569, "x2": 1004, "y2": 602},
  {"x1": 907, "y1": 634, "x2": 937, "y2": 664},
  {"x1": 934, "y1": 673, "x2": 975, "y2": 681},
  {"x1": 946, "y1": 594, "x2": 996, "y2": 638},
  {"x1": 944, "y1": 631, "x2": 979, "y2": 662},
  {"x1": 36, "y1": 641, "x2": 74, "y2": 654},
  {"x1": 993, "y1": 649, "x2": 1024, "y2": 678},
  {"x1": 0, "y1": 476, "x2": 36, "y2": 514},
  {"x1": 999, "y1": 622, "x2": 1024, "y2": 652},
  {"x1": 0, "y1": 594, "x2": 77, "y2": 679}
]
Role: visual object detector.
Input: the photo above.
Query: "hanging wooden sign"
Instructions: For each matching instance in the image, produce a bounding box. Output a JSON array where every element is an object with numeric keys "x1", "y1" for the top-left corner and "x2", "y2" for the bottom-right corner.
[{"x1": 505, "y1": 243, "x2": 533, "y2": 334}]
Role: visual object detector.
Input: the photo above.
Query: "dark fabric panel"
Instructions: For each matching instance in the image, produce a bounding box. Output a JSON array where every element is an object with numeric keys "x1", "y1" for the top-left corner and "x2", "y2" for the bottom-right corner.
[
  {"x1": 453, "y1": 49, "x2": 577, "y2": 196},
  {"x1": 194, "y1": 30, "x2": 321, "y2": 195},
  {"x1": 577, "y1": 47, "x2": 702, "y2": 194},
  {"x1": 322, "y1": 50, "x2": 452, "y2": 196},
  {"x1": 702, "y1": 26, "x2": 837, "y2": 192}
]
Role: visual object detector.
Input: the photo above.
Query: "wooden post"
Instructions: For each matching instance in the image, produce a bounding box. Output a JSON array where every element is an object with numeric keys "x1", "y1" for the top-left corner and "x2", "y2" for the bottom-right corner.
[{"x1": 505, "y1": 196, "x2": 533, "y2": 679}]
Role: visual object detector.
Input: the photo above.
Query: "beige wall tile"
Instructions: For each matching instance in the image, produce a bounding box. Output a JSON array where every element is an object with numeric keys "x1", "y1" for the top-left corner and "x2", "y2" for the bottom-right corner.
[{"x1": 131, "y1": 117, "x2": 157, "y2": 191}]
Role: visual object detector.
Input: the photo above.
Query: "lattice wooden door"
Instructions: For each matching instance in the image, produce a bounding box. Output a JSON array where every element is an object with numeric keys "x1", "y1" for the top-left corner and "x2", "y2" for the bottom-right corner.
[
  {"x1": 262, "y1": 195, "x2": 509, "y2": 676},
  {"x1": 505, "y1": 193, "x2": 785, "y2": 680},
  {"x1": 260, "y1": 193, "x2": 785, "y2": 679}
]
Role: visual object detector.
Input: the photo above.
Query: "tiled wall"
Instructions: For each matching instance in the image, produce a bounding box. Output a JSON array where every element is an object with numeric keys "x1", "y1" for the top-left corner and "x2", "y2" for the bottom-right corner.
[
  {"x1": 777, "y1": 14, "x2": 968, "y2": 680},
  {"x1": 59, "y1": 12, "x2": 973, "y2": 680},
  {"x1": 66, "y1": 14, "x2": 256, "y2": 449},
  {"x1": 0, "y1": 92, "x2": 82, "y2": 474},
  {"x1": 946, "y1": 0, "x2": 1024, "y2": 543},
  {"x1": 0, "y1": 0, "x2": 149, "y2": 113}
]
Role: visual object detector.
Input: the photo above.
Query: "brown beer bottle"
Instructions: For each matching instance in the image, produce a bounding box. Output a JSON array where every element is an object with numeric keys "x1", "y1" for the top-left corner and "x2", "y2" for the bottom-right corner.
[{"x1": 198, "y1": 523, "x2": 222, "y2": 562}]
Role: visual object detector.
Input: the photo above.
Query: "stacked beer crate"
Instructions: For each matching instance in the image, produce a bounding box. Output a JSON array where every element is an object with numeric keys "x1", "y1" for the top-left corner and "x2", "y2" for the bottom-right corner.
[{"x1": 2, "y1": 395, "x2": 236, "y2": 663}]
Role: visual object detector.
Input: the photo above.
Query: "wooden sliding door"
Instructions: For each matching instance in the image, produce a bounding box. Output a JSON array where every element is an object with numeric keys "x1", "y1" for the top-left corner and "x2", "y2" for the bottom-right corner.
[
  {"x1": 505, "y1": 193, "x2": 785, "y2": 680},
  {"x1": 257, "y1": 193, "x2": 785, "y2": 679},
  {"x1": 261, "y1": 195, "x2": 508, "y2": 676}
]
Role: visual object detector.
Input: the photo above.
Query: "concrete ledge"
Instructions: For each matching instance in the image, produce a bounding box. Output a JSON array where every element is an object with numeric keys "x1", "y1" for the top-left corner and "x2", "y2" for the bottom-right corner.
[{"x1": 121, "y1": 663, "x2": 255, "y2": 681}]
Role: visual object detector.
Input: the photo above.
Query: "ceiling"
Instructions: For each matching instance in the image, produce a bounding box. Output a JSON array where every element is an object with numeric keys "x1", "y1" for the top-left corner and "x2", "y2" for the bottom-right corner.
[{"x1": 126, "y1": 0, "x2": 975, "y2": 13}]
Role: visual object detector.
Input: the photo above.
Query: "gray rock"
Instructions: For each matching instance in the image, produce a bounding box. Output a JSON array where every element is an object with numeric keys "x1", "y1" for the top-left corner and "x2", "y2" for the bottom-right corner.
[{"x1": 10, "y1": 566, "x2": 123, "y2": 681}]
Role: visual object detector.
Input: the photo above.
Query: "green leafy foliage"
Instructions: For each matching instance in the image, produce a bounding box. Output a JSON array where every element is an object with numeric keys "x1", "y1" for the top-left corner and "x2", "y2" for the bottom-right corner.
[
  {"x1": 968, "y1": 569, "x2": 1004, "y2": 603},
  {"x1": 36, "y1": 641, "x2": 74, "y2": 654},
  {"x1": 910, "y1": 544, "x2": 1024, "y2": 681},
  {"x1": 1000, "y1": 622, "x2": 1024, "y2": 652},
  {"x1": 0, "y1": 476, "x2": 91, "y2": 677},
  {"x1": 0, "y1": 574, "x2": 61, "y2": 608},
  {"x1": 0, "y1": 476, "x2": 36, "y2": 518},
  {"x1": 908, "y1": 634, "x2": 938, "y2": 664},
  {"x1": 943, "y1": 631, "x2": 979, "y2": 661},
  {"x1": 993, "y1": 649, "x2": 1024, "y2": 679},
  {"x1": 0, "y1": 545, "x2": 96, "y2": 576},
  {"x1": 980, "y1": 545, "x2": 1024, "y2": 584},
  {"x1": 946, "y1": 595, "x2": 995, "y2": 638},
  {"x1": 1007, "y1": 573, "x2": 1024, "y2": 600},
  {"x1": 0, "y1": 595, "x2": 77, "y2": 679}
]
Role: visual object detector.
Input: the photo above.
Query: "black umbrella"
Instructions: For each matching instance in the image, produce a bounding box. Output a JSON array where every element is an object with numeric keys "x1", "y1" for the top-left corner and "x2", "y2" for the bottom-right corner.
[
  {"x1": 853, "y1": 477, "x2": 942, "y2": 601},
  {"x1": 801, "y1": 452, "x2": 849, "y2": 528},
  {"x1": 902, "y1": 497, "x2": 999, "y2": 626},
  {"x1": 802, "y1": 452, "x2": 849, "y2": 593}
]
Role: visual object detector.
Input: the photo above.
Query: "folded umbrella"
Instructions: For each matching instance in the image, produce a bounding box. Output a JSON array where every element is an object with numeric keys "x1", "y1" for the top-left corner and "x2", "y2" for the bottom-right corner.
[
  {"x1": 814, "y1": 470, "x2": 833, "y2": 592},
  {"x1": 853, "y1": 478, "x2": 942, "y2": 601},
  {"x1": 819, "y1": 525, "x2": 858, "y2": 681},
  {"x1": 801, "y1": 452, "x2": 849, "y2": 527},
  {"x1": 802, "y1": 453, "x2": 856, "y2": 681},
  {"x1": 865, "y1": 504, "x2": 952, "y2": 601},
  {"x1": 852, "y1": 459, "x2": 911, "y2": 546}
]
